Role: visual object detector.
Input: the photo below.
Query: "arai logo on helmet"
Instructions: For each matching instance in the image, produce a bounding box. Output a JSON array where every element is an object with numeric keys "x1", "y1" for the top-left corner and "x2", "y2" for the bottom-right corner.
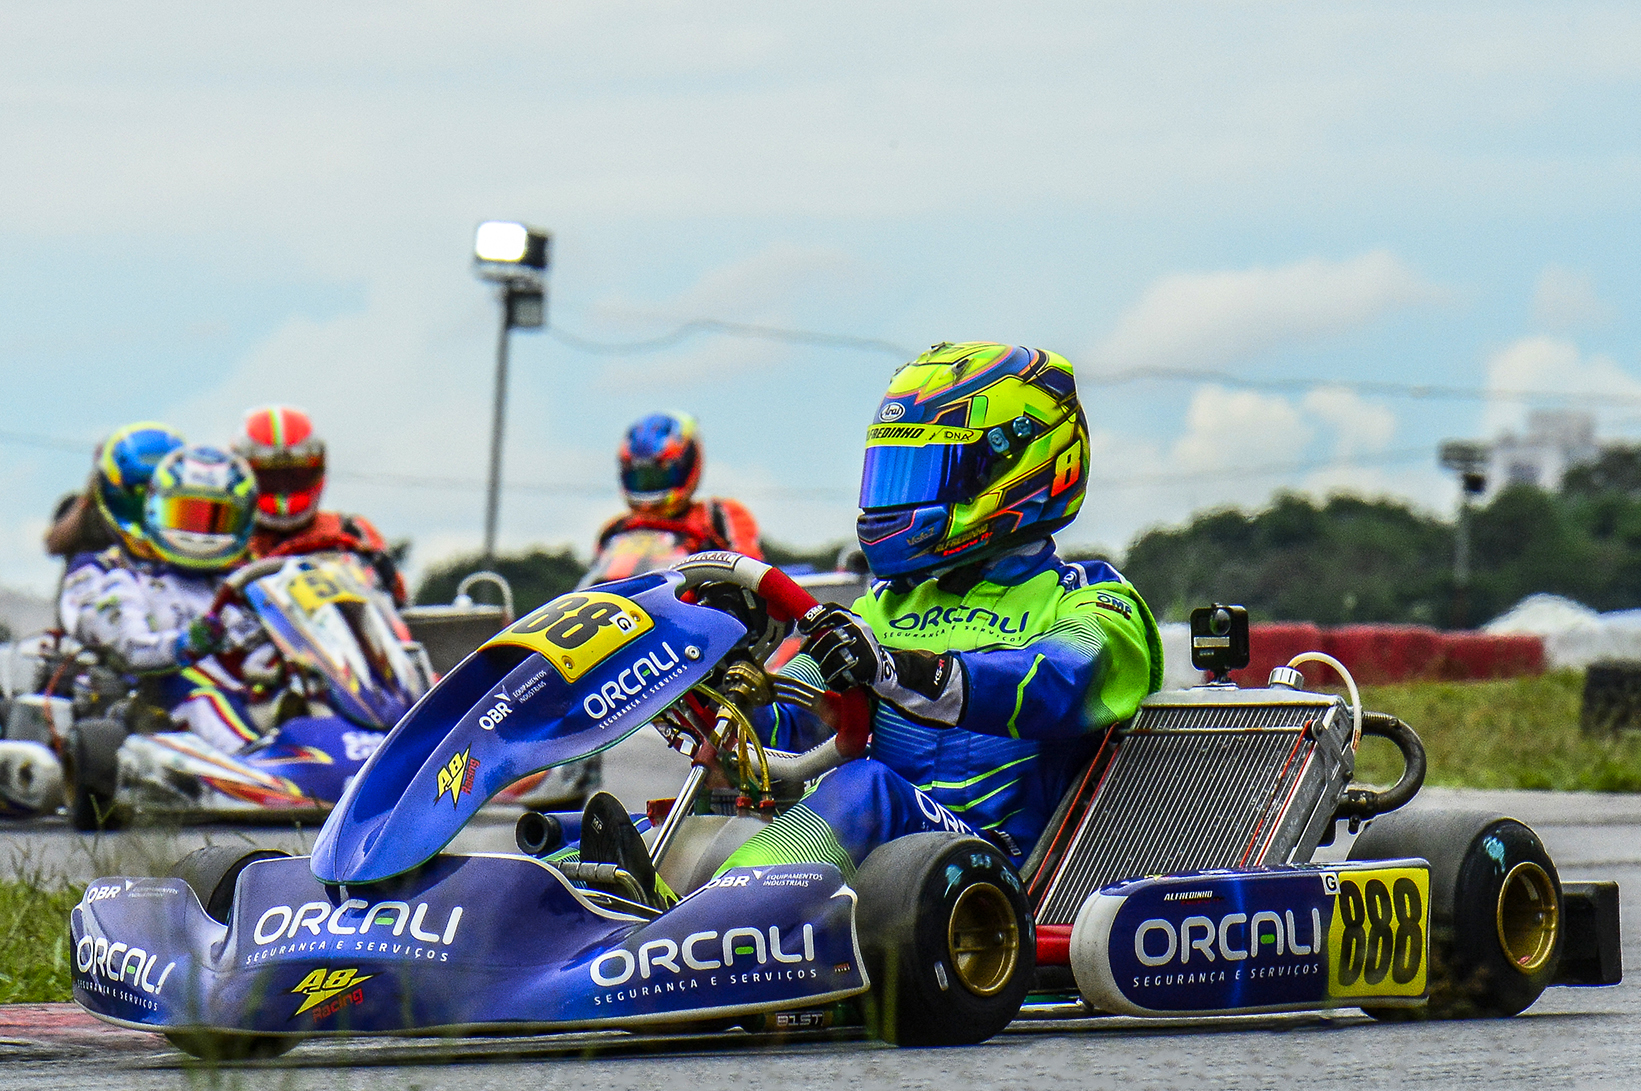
[{"x1": 879, "y1": 402, "x2": 905, "y2": 422}]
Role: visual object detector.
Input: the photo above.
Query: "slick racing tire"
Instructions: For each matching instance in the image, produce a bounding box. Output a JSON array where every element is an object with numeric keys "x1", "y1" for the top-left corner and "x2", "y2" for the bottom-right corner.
[
  {"x1": 165, "y1": 1030, "x2": 299, "y2": 1061},
  {"x1": 852, "y1": 832, "x2": 1034, "y2": 1046},
  {"x1": 170, "y1": 846, "x2": 292, "y2": 925},
  {"x1": 1350, "y1": 808, "x2": 1562, "y2": 1019},
  {"x1": 63, "y1": 718, "x2": 127, "y2": 832}
]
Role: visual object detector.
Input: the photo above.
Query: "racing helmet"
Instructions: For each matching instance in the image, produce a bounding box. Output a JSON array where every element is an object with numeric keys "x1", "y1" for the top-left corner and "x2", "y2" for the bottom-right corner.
[
  {"x1": 620, "y1": 411, "x2": 702, "y2": 515},
  {"x1": 856, "y1": 342, "x2": 1089, "y2": 579},
  {"x1": 142, "y1": 445, "x2": 258, "y2": 570},
  {"x1": 234, "y1": 405, "x2": 326, "y2": 532},
  {"x1": 92, "y1": 422, "x2": 186, "y2": 559}
]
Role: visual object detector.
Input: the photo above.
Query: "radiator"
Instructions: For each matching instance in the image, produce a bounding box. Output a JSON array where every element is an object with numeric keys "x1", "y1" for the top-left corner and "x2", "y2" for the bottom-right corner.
[{"x1": 1028, "y1": 687, "x2": 1356, "y2": 927}]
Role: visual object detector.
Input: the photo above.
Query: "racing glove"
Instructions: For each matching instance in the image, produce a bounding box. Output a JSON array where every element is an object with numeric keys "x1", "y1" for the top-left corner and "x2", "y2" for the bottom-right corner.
[
  {"x1": 173, "y1": 614, "x2": 227, "y2": 664},
  {"x1": 798, "y1": 603, "x2": 968, "y2": 728}
]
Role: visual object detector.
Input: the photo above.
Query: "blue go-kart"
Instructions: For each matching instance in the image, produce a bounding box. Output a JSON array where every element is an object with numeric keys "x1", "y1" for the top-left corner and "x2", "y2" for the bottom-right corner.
[{"x1": 70, "y1": 553, "x2": 1033, "y2": 1057}]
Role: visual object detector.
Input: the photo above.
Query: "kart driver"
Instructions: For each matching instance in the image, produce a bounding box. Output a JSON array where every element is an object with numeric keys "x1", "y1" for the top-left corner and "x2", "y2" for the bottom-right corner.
[
  {"x1": 62, "y1": 444, "x2": 264, "y2": 754},
  {"x1": 52, "y1": 422, "x2": 187, "y2": 625},
  {"x1": 234, "y1": 405, "x2": 407, "y2": 606},
  {"x1": 590, "y1": 411, "x2": 763, "y2": 576},
  {"x1": 580, "y1": 342, "x2": 1162, "y2": 908}
]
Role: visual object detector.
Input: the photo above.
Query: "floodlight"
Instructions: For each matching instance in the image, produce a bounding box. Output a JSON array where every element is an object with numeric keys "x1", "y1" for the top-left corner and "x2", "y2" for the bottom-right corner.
[{"x1": 474, "y1": 221, "x2": 549, "y2": 270}]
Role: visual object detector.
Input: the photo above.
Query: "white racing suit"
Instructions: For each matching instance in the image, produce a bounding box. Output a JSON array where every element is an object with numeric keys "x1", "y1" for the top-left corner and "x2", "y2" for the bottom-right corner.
[{"x1": 60, "y1": 549, "x2": 260, "y2": 754}]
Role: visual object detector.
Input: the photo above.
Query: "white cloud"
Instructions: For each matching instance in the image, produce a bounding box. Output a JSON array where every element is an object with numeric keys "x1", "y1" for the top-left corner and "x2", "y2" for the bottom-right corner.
[
  {"x1": 1092, "y1": 251, "x2": 1445, "y2": 372},
  {"x1": 1170, "y1": 387, "x2": 1313, "y2": 475},
  {"x1": 1302, "y1": 385, "x2": 1397, "y2": 457},
  {"x1": 1532, "y1": 266, "x2": 1616, "y2": 330},
  {"x1": 1482, "y1": 336, "x2": 1641, "y2": 436}
]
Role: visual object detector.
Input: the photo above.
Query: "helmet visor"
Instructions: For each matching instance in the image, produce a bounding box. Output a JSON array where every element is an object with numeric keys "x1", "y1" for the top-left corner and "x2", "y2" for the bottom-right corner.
[
  {"x1": 253, "y1": 462, "x2": 325, "y2": 497},
  {"x1": 151, "y1": 494, "x2": 249, "y2": 536},
  {"x1": 622, "y1": 446, "x2": 697, "y2": 496},
  {"x1": 859, "y1": 428, "x2": 992, "y2": 509}
]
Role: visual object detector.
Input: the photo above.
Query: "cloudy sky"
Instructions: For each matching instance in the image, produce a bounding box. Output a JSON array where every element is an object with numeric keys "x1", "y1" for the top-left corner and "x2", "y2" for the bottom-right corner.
[{"x1": 2, "y1": 3, "x2": 1639, "y2": 593}]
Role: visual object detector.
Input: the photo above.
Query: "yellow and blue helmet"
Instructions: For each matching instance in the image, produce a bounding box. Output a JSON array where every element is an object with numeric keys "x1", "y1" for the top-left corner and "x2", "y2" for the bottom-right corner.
[
  {"x1": 141, "y1": 445, "x2": 258, "y2": 570},
  {"x1": 93, "y1": 422, "x2": 186, "y2": 560},
  {"x1": 856, "y1": 342, "x2": 1089, "y2": 579}
]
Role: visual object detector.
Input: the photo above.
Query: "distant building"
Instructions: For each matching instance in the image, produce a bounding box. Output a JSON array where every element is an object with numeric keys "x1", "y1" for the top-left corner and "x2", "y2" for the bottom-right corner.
[{"x1": 1486, "y1": 410, "x2": 1600, "y2": 494}]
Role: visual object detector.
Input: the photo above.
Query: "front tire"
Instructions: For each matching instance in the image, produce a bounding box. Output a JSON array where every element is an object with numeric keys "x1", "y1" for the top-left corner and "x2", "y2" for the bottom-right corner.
[
  {"x1": 169, "y1": 846, "x2": 291, "y2": 924},
  {"x1": 852, "y1": 833, "x2": 1033, "y2": 1046},
  {"x1": 1350, "y1": 808, "x2": 1562, "y2": 1018},
  {"x1": 63, "y1": 719, "x2": 126, "y2": 831},
  {"x1": 165, "y1": 1031, "x2": 299, "y2": 1061}
]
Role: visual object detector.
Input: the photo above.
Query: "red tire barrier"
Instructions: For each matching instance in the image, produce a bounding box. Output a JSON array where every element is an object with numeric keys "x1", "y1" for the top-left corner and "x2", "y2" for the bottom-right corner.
[{"x1": 1231, "y1": 623, "x2": 1544, "y2": 686}]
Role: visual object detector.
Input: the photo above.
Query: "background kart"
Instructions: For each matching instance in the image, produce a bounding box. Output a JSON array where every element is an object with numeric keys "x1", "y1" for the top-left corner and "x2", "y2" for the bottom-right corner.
[
  {"x1": 71, "y1": 555, "x2": 1622, "y2": 1059},
  {"x1": 60, "y1": 553, "x2": 426, "y2": 829}
]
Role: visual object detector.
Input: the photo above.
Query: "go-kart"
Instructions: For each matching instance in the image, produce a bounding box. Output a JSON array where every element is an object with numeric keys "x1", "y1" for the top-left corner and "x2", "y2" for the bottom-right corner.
[
  {"x1": 62, "y1": 553, "x2": 428, "y2": 829},
  {"x1": 70, "y1": 555, "x2": 1622, "y2": 1059}
]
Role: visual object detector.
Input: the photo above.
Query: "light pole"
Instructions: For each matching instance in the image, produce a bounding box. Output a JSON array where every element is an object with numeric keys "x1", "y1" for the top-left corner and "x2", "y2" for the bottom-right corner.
[
  {"x1": 472, "y1": 221, "x2": 550, "y2": 560},
  {"x1": 1438, "y1": 440, "x2": 1489, "y2": 628}
]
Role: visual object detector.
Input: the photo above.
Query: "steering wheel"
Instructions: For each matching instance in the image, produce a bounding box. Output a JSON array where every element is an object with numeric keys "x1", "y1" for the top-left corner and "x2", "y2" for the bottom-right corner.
[{"x1": 670, "y1": 551, "x2": 871, "y2": 762}]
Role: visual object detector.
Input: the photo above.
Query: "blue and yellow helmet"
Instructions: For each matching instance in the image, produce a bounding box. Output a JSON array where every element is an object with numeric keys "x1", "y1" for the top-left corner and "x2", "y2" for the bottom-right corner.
[
  {"x1": 142, "y1": 445, "x2": 258, "y2": 570},
  {"x1": 93, "y1": 422, "x2": 186, "y2": 560},
  {"x1": 856, "y1": 342, "x2": 1089, "y2": 579}
]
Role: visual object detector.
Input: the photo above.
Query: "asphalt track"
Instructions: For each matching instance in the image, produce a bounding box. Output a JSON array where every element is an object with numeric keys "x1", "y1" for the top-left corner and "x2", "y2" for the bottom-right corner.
[{"x1": 3, "y1": 730, "x2": 1640, "y2": 1089}]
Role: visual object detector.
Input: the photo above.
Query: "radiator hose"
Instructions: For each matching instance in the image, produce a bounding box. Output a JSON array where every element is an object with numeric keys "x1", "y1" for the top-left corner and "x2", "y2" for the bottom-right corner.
[{"x1": 1332, "y1": 711, "x2": 1427, "y2": 820}]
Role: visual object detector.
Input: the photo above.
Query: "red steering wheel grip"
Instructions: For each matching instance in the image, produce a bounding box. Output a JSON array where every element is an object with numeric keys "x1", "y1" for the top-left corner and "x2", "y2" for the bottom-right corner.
[{"x1": 754, "y1": 564, "x2": 820, "y2": 624}]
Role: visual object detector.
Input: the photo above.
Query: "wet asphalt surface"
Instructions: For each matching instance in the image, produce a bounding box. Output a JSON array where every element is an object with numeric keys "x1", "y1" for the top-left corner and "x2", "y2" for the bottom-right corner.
[{"x1": 3, "y1": 731, "x2": 1640, "y2": 1089}]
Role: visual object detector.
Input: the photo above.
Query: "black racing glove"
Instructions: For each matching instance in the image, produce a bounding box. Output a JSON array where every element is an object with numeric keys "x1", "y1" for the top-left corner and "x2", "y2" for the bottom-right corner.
[{"x1": 798, "y1": 604, "x2": 968, "y2": 728}]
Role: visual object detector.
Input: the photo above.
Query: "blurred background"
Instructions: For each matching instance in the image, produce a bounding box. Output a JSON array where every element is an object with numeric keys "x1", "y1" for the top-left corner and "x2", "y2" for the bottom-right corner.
[{"x1": 3, "y1": 2, "x2": 1640, "y2": 630}]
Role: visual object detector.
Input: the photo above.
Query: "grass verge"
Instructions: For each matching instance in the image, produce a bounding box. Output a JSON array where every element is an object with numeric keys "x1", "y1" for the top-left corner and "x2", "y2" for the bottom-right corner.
[
  {"x1": 1352, "y1": 671, "x2": 1641, "y2": 792},
  {"x1": 0, "y1": 879, "x2": 82, "y2": 1003}
]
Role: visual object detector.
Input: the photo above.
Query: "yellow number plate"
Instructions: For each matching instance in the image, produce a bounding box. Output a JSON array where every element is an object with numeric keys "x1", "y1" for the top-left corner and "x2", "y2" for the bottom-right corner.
[
  {"x1": 288, "y1": 571, "x2": 365, "y2": 614},
  {"x1": 1326, "y1": 865, "x2": 1429, "y2": 998},
  {"x1": 486, "y1": 592, "x2": 653, "y2": 682}
]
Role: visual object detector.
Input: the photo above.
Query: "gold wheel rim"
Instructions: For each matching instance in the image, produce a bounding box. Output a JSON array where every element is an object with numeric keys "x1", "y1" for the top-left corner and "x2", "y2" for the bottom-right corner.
[
  {"x1": 947, "y1": 882, "x2": 1019, "y2": 998},
  {"x1": 1496, "y1": 861, "x2": 1559, "y2": 974}
]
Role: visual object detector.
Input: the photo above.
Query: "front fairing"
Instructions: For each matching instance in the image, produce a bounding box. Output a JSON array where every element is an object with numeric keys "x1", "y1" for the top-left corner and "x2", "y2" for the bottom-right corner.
[
  {"x1": 246, "y1": 556, "x2": 425, "y2": 729},
  {"x1": 311, "y1": 571, "x2": 746, "y2": 884},
  {"x1": 72, "y1": 855, "x2": 866, "y2": 1035}
]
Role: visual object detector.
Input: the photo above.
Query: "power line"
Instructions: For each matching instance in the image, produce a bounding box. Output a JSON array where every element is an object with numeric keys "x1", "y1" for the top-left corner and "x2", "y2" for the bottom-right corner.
[{"x1": 549, "y1": 319, "x2": 915, "y2": 359}]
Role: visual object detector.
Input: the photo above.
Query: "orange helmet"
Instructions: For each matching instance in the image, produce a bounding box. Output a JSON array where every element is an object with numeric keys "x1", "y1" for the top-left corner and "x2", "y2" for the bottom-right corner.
[{"x1": 234, "y1": 405, "x2": 326, "y2": 532}]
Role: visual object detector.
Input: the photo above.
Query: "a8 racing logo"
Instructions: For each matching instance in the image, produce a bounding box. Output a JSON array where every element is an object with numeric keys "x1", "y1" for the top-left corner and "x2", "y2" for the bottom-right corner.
[
  {"x1": 291, "y1": 966, "x2": 373, "y2": 1019},
  {"x1": 581, "y1": 641, "x2": 683, "y2": 720},
  {"x1": 589, "y1": 923, "x2": 816, "y2": 987},
  {"x1": 435, "y1": 748, "x2": 480, "y2": 808}
]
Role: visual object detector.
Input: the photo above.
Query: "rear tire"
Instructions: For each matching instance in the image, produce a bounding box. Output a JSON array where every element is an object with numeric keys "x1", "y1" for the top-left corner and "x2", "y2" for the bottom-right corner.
[
  {"x1": 169, "y1": 846, "x2": 291, "y2": 924},
  {"x1": 63, "y1": 718, "x2": 127, "y2": 831},
  {"x1": 852, "y1": 832, "x2": 1033, "y2": 1046},
  {"x1": 1350, "y1": 808, "x2": 1562, "y2": 1018}
]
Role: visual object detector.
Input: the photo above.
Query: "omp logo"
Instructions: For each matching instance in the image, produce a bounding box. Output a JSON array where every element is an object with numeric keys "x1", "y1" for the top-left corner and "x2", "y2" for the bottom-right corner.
[
  {"x1": 291, "y1": 966, "x2": 373, "y2": 1019},
  {"x1": 476, "y1": 690, "x2": 513, "y2": 731},
  {"x1": 581, "y1": 642, "x2": 683, "y2": 721},
  {"x1": 590, "y1": 924, "x2": 816, "y2": 987},
  {"x1": 436, "y1": 748, "x2": 480, "y2": 808},
  {"x1": 878, "y1": 402, "x2": 905, "y2": 422},
  {"x1": 75, "y1": 935, "x2": 177, "y2": 996},
  {"x1": 1133, "y1": 907, "x2": 1323, "y2": 967}
]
